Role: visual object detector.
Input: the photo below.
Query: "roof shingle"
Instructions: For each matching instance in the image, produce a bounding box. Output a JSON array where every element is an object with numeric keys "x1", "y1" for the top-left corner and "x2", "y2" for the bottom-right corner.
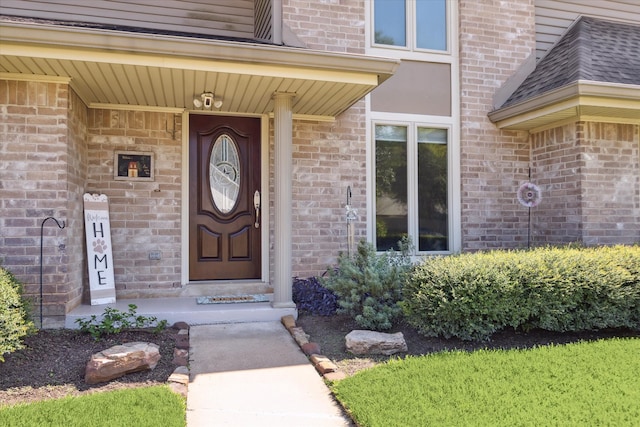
[{"x1": 501, "y1": 17, "x2": 640, "y2": 108}]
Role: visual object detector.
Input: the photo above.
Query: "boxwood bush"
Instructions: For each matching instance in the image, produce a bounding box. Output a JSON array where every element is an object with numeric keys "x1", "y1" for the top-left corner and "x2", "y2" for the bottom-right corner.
[
  {"x1": 402, "y1": 245, "x2": 640, "y2": 341},
  {"x1": 1, "y1": 267, "x2": 35, "y2": 362}
]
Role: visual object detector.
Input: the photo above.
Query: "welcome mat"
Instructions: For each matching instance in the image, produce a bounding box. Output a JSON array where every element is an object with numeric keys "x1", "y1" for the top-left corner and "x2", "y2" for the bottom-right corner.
[{"x1": 196, "y1": 294, "x2": 270, "y2": 304}]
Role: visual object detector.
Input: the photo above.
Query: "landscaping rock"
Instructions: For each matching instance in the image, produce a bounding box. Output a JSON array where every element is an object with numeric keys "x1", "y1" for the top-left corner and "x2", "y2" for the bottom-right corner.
[
  {"x1": 310, "y1": 354, "x2": 338, "y2": 374},
  {"x1": 301, "y1": 342, "x2": 321, "y2": 356},
  {"x1": 345, "y1": 330, "x2": 407, "y2": 355},
  {"x1": 281, "y1": 315, "x2": 296, "y2": 331},
  {"x1": 175, "y1": 329, "x2": 189, "y2": 349},
  {"x1": 290, "y1": 327, "x2": 310, "y2": 346},
  {"x1": 85, "y1": 342, "x2": 161, "y2": 384},
  {"x1": 172, "y1": 321, "x2": 190, "y2": 331},
  {"x1": 173, "y1": 348, "x2": 188, "y2": 366}
]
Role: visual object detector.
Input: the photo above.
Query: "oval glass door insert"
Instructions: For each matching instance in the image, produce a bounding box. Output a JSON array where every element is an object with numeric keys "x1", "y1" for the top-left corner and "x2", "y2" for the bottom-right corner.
[{"x1": 209, "y1": 134, "x2": 240, "y2": 213}]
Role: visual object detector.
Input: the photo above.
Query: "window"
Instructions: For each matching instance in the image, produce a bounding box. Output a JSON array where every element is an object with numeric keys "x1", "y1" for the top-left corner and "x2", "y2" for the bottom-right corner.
[
  {"x1": 375, "y1": 124, "x2": 449, "y2": 252},
  {"x1": 373, "y1": 0, "x2": 447, "y2": 52}
]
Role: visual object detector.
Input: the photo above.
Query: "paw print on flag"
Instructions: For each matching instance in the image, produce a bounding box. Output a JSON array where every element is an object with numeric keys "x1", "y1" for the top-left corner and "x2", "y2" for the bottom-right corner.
[{"x1": 93, "y1": 239, "x2": 108, "y2": 254}]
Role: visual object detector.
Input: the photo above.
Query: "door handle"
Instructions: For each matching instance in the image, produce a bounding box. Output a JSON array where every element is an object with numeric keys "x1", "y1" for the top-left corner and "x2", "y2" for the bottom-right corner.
[{"x1": 253, "y1": 190, "x2": 261, "y2": 228}]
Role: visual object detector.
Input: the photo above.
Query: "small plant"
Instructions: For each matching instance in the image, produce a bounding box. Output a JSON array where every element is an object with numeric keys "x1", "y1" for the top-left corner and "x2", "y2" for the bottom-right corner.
[
  {"x1": 0, "y1": 267, "x2": 35, "y2": 362},
  {"x1": 322, "y1": 237, "x2": 413, "y2": 331},
  {"x1": 75, "y1": 304, "x2": 167, "y2": 340},
  {"x1": 292, "y1": 276, "x2": 338, "y2": 316}
]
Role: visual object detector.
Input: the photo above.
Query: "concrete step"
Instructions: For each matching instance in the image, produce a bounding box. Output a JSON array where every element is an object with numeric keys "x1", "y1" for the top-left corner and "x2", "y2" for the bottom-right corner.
[{"x1": 65, "y1": 297, "x2": 297, "y2": 329}]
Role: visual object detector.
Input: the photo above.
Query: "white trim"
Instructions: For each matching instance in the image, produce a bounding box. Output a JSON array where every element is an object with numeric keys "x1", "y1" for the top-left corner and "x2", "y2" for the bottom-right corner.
[
  {"x1": 0, "y1": 72, "x2": 70, "y2": 84},
  {"x1": 90, "y1": 103, "x2": 185, "y2": 113},
  {"x1": 365, "y1": 0, "x2": 454, "y2": 62},
  {"x1": 369, "y1": 118, "x2": 457, "y2": 255},
  {"x1": 260, "y1": 115, "x2": 271, "y2": 283},
  {"x1": 181, "y1": 111, "x2": 189, "y2": 285}
]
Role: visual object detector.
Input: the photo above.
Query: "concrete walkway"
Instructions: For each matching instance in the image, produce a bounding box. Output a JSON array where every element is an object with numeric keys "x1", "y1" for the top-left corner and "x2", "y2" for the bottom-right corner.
[{"x1": 187, "y1": 322, "x2": 352, "y2": 426}]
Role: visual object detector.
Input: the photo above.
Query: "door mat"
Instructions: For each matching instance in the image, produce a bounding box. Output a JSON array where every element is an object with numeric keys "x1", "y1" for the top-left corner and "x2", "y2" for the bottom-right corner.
[{"x1": 196, "y1": 294, "x2": 270, "y2": 304}]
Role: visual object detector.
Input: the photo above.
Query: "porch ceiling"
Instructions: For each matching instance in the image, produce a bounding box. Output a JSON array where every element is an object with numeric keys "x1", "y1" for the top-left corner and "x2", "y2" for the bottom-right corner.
[{"x1": 0, "y1": 20, "x2": 399, "y2": 119}]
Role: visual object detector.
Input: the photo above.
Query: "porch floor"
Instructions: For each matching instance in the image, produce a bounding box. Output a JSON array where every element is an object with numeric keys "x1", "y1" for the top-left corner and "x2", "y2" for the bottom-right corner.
[{"x1": 64, "y1": 297, "x2": 297, "y2": 329}]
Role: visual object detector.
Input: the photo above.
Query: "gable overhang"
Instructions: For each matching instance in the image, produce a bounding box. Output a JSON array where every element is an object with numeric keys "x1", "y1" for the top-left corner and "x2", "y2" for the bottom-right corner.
[
  {"x1": 0, "y1": 20, "x2": 399, "y2": 120},
  {"x1": 488, "y1": 80, "x2": 640, "y2": 132}
]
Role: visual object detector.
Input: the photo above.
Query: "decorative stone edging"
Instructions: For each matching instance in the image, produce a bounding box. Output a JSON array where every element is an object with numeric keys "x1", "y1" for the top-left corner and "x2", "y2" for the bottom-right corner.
[
  {"x1": 167, "y1": 321, "x2": 190, "y2": 397},
  {"x1": 281, "y1": 315, "x2": 346, "y2": 381}
]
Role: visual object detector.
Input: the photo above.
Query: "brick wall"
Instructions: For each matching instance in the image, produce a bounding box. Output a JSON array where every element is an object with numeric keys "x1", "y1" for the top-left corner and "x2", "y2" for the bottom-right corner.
[
  {"x1": 281, "y1": 0, "x2": 367, "y2": 278},
  {"x1": 531, "y1": 123, "x2": 583, "y2": 244},
  {"x1": 283, "y1": 0, "x2": 365, "y2": 53},
  {"x1": 0, "y1": 80, "x2": 72, "y2": 327},
  {"x1": 64, "y1": 88, "x2": 88, "y2": 315},
  {"x1": 531, "y1": 122, "x2": 640, "y2": 246},
  {"x1": 459, "y1": 0, "x2": 536, "y2": 250},
  {"x1": 86, "y1": 109, "x2": 182, "y2": 297},
  {"x1": 580, "y1": 122, "x2": 640, "y2": 244}
]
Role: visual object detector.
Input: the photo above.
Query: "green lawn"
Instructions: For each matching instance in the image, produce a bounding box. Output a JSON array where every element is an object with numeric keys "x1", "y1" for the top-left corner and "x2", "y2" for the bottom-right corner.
[
  {"x1": 331, "y1": 338, "x2": 640, "y2": 427},
  {"x1": 0, "y1": 385, "x2": 185, "y2": 427}
]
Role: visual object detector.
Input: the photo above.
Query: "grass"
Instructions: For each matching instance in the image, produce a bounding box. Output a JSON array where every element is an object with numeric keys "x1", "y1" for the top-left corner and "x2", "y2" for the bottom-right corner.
[
  {"x1": 331, "y1": 338, "x2": 640, "y2": 427},
  {"x1": 0, "y1": 385, "x2": 185, "y2": 427}
]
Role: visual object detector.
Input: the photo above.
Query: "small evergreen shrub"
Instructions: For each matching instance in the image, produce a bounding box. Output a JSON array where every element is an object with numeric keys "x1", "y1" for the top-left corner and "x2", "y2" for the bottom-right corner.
[
  {"x1": 402, "y1": 245, "x2": 640, "y2": 341},
  {"x1": 75, "y1": 304, "x2": 167, "y2": 340},
  {"x1": 292, "y1": 276, "x2": 338, "y2": 316},
  {"x1": 0, "y1": 267, "x2": 35, "y2": 362},
  {"x1": 322, "y1": 238, "x2": 414, "y2": 331}
]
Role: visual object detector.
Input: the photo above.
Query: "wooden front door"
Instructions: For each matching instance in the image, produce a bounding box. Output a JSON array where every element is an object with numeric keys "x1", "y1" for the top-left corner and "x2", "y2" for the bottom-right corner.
[{"x1": 189, "y1": 115, "x2": 261, "y2": 281}]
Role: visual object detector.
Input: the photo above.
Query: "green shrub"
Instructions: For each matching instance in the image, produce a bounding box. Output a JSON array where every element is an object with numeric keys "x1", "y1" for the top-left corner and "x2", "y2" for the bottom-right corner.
[
  {"x1": 322, "y1": 238, "x2": 413, "y2": 331},
  {"x1": 75, "y1": 304, "x2": 167, "y2": 340},
  {"x1": 402, "y1": 245, "x2": 640, "y2": 341},
  {"x1": 0, "y1": 267, "x2": 35, "y2": 362}
]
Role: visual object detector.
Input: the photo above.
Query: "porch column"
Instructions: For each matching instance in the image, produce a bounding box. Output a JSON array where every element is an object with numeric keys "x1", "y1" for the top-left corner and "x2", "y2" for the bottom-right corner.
[{"x1": 272, "y1": 92, "x2": 296, "y2": 308}]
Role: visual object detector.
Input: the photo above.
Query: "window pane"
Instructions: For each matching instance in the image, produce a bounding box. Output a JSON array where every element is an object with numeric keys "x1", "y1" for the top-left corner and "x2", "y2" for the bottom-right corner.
[
  {"x1": 416, "y1": 0, "x2": 447, "y2": 51},
  {"x1": 376, "y1": 125, "x2": 408, "y2": 251},
  {"x1": 374, "y1": 0, "x2": 406, "y2": 47},
  {"x1": 417, "y1": 128, "x2": 448, "y2": 251}
]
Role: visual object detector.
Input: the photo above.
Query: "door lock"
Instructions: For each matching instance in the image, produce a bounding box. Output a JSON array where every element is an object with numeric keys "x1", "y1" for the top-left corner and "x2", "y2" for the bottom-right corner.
[{"x1": 253, "y1": 190, "x2": 261, "y2": 228}]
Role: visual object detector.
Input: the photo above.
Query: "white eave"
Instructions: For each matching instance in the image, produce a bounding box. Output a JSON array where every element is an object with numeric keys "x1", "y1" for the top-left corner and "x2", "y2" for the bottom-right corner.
[
  {"x1": 0, "y1": 20, "x2": 399, "y2": 119},
  {"x1": 488, "y1": 80, "x2": 640, "y2": 132}
]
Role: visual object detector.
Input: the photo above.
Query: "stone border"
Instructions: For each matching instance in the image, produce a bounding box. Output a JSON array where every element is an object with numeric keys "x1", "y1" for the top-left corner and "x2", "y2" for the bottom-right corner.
[
  {"x1": 167, "y1": 322, "x2": 190, "y2": 397},
  {"x1": 281, "y1": 315, "x2": 346, "y2": 381}
]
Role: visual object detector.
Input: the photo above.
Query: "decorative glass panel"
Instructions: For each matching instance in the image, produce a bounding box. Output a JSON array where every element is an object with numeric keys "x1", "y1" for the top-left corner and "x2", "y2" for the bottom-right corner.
[
  {"x1": 417, "y1": 128, "x2": 448, "y2": 251},
  {"x1": 375, "y1": 125, "x2": 408, "y2": 251},
  {"x1": 374, "y1": 0, "x2": 406, "y2": 47},
  {"x1": 416, "y1": 0, "x2": 447, "y2": 51},
  {"x1": 209, "y1": 134, "x2": 240, "y2": 213}
]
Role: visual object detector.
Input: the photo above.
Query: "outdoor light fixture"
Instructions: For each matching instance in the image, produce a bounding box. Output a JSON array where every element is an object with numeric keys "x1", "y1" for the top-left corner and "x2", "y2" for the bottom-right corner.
[{"x1": 193, "y1": 92, "x2": 223, "y2": 109}]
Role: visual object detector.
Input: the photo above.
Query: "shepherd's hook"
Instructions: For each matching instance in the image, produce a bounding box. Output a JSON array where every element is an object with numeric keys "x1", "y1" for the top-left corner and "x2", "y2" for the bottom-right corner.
[{"x1": 40, "y1": 217, "x2": 65, "y2": 328}]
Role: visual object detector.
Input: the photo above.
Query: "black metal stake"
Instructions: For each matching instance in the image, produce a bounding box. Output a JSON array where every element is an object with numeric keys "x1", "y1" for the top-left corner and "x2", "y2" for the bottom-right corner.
[{"x1": 39, "y1": 216, "x2": 65, "y2": 328}]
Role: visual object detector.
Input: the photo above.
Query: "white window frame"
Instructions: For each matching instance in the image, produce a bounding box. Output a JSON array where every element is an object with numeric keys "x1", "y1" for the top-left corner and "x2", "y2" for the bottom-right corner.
[
  {"x1": 366, "y1": 0, "x2": 454, "y2": 62},
  {"x1": 367, "y1": 112, "x2": 460, "y2": 256}
]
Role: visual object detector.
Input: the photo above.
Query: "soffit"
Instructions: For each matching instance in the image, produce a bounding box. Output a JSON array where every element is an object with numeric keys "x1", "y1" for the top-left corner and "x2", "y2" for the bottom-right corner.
[
  {"x1": 488, "y1": 81, "x2": 640, "y2": 131},
  {"x1": 0, "y1": 21, "x2": 399, "y2": 119}
]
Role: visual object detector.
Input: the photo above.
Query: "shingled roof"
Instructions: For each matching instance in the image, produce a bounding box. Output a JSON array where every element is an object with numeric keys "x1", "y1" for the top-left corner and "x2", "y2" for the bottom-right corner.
[{"x1": 501, "y1": 16, "x2": 640, "y2": 108}]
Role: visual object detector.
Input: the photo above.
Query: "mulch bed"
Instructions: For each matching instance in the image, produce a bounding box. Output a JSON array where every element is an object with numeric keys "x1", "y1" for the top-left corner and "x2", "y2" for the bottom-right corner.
[{"x1": 0, "y1": 327, "x2": 179, "y2": 407}]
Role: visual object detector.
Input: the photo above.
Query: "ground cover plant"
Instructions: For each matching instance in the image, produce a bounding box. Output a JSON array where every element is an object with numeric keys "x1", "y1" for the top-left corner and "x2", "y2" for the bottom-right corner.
[
  {"x1": 330, "y1": 338, "x2": 640, "y2": 427},
  {"x1": 0, "y1": 385, "x2": 185, "y2": 427}
]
